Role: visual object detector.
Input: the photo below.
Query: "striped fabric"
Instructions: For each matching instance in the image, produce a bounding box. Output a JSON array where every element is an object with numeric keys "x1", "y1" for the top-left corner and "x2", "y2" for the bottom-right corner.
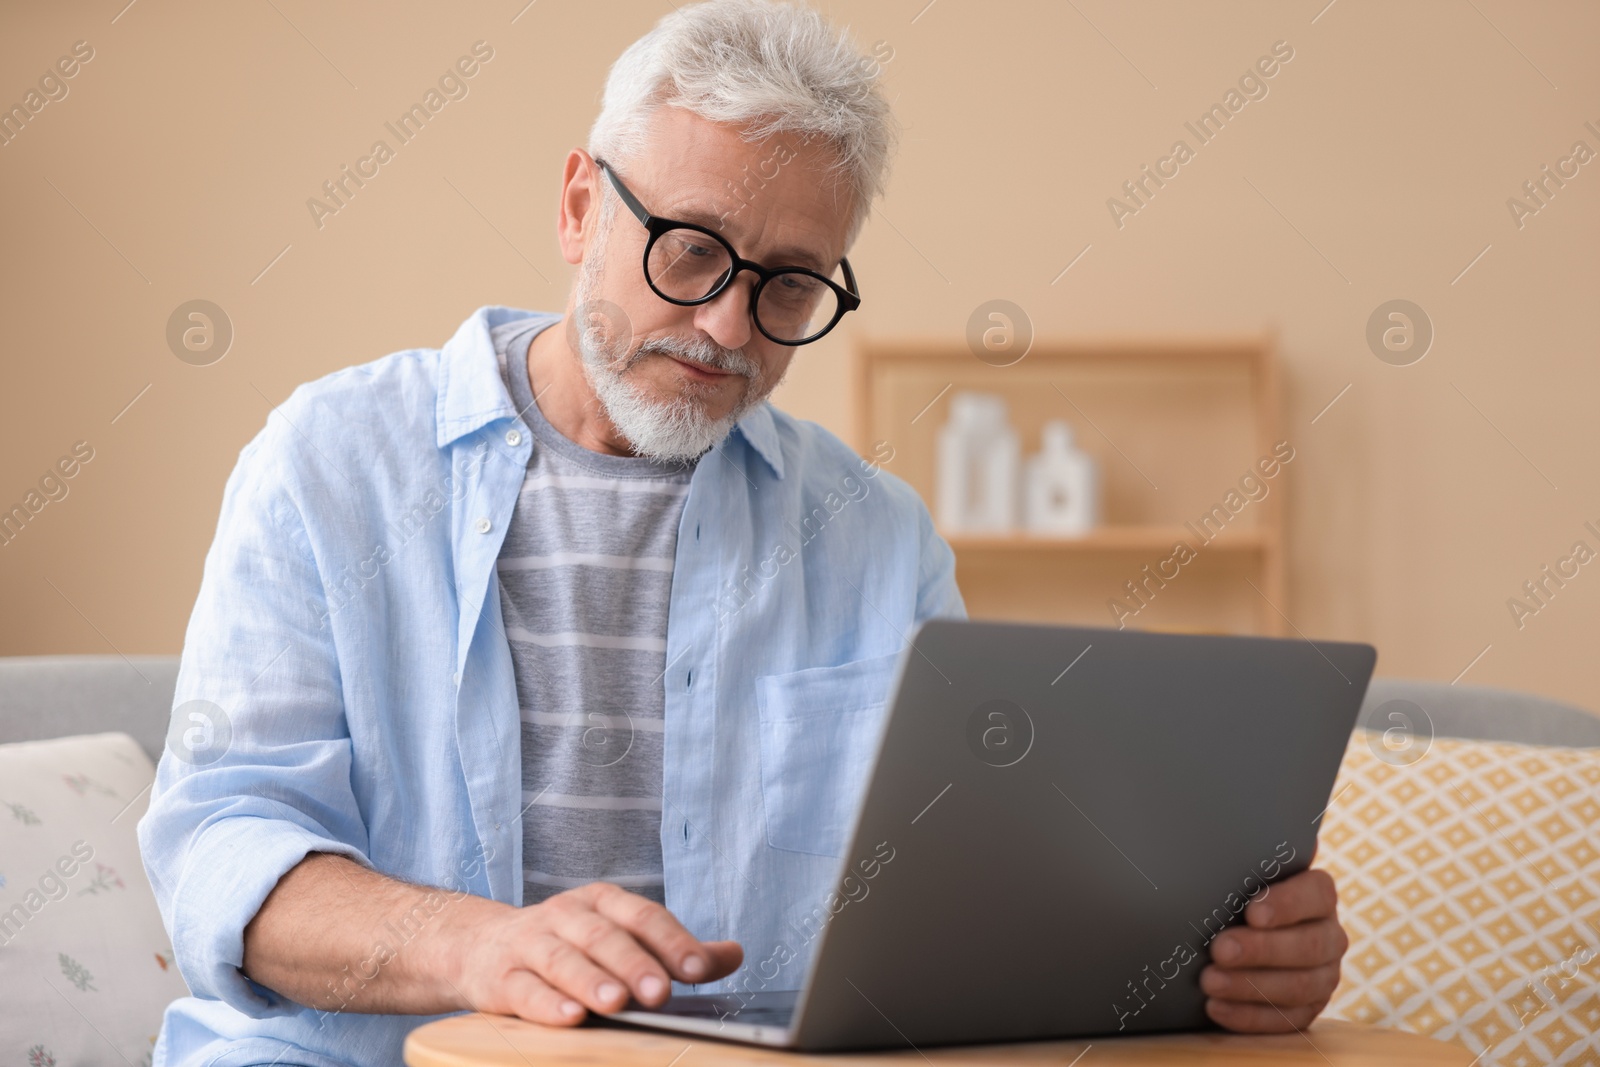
[{"x1": 490, "y1": 317, "x2": 695, "y2": 905}]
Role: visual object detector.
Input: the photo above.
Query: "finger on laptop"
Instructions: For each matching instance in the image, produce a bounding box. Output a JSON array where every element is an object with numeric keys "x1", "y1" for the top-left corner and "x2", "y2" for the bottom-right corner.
[
  {"x1": 1210, "y1": 915, "x2": 1348, "y2": 970},
  {"x1": 1200, "y1": 960, "x2": 1340, "y2": 1007},
  {"x1": 525, "y1": 929, "x2": 636, "y2": 1015},
  {"x1": 581, "y1": 881, "x2": 744, "y2": 985},
  {"x1": 1242, "y1": 868, "x2": 1339, "y2": 929},
  {"x1": 699, "y1": 939, "x2": 745, "y2": 977},
  {"x1": 543, "y1": 908, "x2": 675, "y2": 1009},
  {"x1": 556, "y1": 884, "x2": 696, "y2": 1004},
  {"x1": 1203, "y1": 993, "x2": 1327, "y2": 1034},
  {"x1": 501, "y1": 967, "x2": 590, "y2": 1026}
]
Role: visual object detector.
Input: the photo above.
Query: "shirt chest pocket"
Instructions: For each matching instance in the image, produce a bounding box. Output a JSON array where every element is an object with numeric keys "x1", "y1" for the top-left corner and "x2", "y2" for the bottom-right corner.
[{"x1": 755, "y1": 651, "x2": 902, "y2": 858}]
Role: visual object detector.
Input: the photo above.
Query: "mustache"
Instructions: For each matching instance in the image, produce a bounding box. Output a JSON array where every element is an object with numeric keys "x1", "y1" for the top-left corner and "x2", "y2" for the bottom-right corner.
[{"x1": 633, "y1": 334, "x2": 758, "y2": 379}]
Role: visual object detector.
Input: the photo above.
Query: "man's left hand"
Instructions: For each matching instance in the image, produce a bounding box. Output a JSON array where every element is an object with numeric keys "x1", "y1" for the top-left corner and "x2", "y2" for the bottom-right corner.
[{"x1": 1200, "y1": 867, "x2": 1348, "y2": 1032}]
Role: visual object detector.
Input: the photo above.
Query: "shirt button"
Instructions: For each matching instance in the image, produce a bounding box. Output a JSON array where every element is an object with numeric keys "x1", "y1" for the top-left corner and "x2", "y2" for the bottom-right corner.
[
  {"x1": 505, "y1": 429, "x2": 522, "y2": 447},
  {"x1": 475, "y1": 517, "x2": 492, "y2": 534},
  {"x1": 452, "y1": 671, "x2": 461, "y2": 685}
]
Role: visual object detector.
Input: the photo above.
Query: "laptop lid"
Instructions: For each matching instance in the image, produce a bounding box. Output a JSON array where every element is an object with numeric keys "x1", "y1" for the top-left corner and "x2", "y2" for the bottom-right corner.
[{"x1": 787, "y1": 619, "x2": 1376, "y2": 1051}]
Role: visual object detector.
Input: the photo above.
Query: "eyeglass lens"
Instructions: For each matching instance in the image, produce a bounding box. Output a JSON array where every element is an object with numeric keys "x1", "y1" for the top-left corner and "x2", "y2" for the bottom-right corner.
[{"x1": 646, "y1": 227, "x2": 842, "y2": 343}]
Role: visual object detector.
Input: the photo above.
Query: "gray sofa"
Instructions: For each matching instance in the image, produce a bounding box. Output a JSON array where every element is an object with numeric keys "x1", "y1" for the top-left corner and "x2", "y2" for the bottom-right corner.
[
  {"x1": 0, "y1": 655, "x2": 180, "y2": 761},
  {"x1": 6, "y1": 654, "x2": 1592, "y2": 1064},
  {"x1": 2, "y1": 654, "x2": 1597, "y2": 756}
]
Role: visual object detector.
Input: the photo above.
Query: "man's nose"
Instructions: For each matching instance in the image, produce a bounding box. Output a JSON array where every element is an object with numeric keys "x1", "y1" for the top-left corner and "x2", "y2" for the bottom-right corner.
[{"x1": 691, "y1": 273, "x2": 756, "y2": 351}]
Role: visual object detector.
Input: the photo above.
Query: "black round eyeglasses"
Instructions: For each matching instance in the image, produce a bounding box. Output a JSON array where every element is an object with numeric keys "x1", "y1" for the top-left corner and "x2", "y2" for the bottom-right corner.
[{"x1": 594, "y1": 156, "x2": 861, "y2": 347}]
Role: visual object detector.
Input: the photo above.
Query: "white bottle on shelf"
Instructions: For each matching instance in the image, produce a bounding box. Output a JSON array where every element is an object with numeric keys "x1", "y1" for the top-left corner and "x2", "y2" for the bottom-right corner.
[
  {"x1": 936, "y1": 392, "x2": 1019, "y2": 534},
  {"x1": 1023, "y1": 419, "x2": 1099, "y2": 536}
]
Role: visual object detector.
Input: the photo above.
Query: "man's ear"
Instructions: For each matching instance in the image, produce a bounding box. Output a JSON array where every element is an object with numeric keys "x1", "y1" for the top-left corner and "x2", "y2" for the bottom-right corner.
[{"x1": 555, "y1": 148, "x2": 602, "y2": 267}]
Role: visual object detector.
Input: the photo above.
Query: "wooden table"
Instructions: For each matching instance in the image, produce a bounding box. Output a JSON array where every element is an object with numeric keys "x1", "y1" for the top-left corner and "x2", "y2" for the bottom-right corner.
[{"x1": 405, "y1": 1013, "x2": 1475, "y2": 1066}]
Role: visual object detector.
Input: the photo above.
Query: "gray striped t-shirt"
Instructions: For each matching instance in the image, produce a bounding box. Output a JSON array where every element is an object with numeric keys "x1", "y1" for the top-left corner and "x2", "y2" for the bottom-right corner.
[{"x1": 490, "y1": 316, "x2": 697, "y2": 906}]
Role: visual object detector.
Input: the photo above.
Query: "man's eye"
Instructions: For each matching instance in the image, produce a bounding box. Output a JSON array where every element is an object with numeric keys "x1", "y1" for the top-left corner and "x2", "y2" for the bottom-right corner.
[{"x1": 669, "y1": 236, "x2": 718, "y2": 258}]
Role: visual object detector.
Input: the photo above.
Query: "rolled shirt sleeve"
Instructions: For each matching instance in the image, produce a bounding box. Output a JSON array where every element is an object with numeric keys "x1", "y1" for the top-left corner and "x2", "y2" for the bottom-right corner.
[{"x1": 136, "y1": 395, "x2": 375, "y2": 1016}]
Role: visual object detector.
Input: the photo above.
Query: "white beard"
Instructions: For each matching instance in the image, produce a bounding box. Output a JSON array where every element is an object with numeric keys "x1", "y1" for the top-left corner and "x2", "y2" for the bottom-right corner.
[{"x1": 569, "y1": 220, "x2": 777, "y2": 463}]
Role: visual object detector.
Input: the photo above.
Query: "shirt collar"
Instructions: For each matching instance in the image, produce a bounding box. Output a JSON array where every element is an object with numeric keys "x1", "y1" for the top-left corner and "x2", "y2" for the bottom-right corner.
[
  {"x1": 435, "y1": 304, "x2": 786, "y2": 480},
  {"x1": 435, "y1": 305, "x2": 549, "y2": 448},
  {"x1": 731, "y1": 401, "x2": 786, "y2": 480}
]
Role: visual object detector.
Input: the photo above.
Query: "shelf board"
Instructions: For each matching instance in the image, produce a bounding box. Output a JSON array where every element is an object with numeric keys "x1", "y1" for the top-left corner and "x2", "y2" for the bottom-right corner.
[{"x1": 944, "y1": 525, "x2": 1270, "y2": 553}]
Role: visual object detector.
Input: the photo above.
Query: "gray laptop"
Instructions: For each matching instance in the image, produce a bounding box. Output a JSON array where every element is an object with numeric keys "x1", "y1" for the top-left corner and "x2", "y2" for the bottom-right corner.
[{"x1": 605, "y1": 618, "x2": 1377, "y2": 1051}]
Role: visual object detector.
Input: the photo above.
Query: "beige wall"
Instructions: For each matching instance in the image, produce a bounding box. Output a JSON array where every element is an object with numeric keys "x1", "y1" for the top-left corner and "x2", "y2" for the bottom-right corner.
[{"x1": 2, "y1": 1, "x2": 1596, "y2": 710}]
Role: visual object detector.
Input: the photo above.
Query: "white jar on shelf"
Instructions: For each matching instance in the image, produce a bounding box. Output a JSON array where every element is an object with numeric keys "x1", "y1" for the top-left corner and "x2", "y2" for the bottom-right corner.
[
  {"x1": 1023, "y1": 419, "x2": 1099, "y2": 536},
  {"x1": 936, "y1": 391, "x2": 1019, "y2": 533}
]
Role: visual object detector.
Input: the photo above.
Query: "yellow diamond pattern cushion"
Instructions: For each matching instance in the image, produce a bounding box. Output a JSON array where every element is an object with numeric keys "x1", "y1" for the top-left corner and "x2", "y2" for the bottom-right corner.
[{"x1": 1319, "y1": 729, "x2": 1600, "y2": 1066}]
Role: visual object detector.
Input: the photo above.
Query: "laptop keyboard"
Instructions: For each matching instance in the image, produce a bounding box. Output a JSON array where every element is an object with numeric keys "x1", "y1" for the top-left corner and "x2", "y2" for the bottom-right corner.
[{"x1": 644, "y1": 990, "x2": 798, "y2": 1025}]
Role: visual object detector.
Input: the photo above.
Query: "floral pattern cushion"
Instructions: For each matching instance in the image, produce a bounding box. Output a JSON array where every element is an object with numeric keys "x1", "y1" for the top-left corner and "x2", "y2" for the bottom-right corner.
[{"x1": 0, "y1": 732, "x2": 189, "y2": 1066}]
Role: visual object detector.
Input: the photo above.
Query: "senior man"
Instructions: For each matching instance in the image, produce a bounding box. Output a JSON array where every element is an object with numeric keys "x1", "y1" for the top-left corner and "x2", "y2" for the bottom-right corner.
[{"x1": 138, "y1": 2, "x2": 1348, "y2": 1063}]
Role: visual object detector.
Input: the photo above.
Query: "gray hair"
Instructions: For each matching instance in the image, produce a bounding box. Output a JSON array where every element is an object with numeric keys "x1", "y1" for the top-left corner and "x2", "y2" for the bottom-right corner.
[{"x1": 587, "y1": 0, "x2": 898, "y2": 251}]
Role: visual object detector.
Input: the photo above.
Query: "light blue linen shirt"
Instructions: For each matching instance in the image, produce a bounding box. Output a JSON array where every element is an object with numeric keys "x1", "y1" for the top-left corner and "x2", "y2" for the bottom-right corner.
[{"x1": 137, "y1": 305, "x2": 965, "y2": 1067}]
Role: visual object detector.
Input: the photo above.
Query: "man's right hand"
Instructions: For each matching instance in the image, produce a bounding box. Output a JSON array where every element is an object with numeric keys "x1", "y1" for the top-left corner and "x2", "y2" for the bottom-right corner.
[
  {"x1": 443, "y1": 881, "x2": 744, "y2": 1024},
  {"x1": 242, "y1": 856, "x2": 743, "y2": 1023}
]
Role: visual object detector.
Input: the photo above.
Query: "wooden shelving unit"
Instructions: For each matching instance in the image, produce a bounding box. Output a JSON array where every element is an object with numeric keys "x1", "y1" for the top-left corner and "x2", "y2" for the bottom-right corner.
[{"x1": 856, "y1": 335, "x2": 1286, "y2": 636}]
